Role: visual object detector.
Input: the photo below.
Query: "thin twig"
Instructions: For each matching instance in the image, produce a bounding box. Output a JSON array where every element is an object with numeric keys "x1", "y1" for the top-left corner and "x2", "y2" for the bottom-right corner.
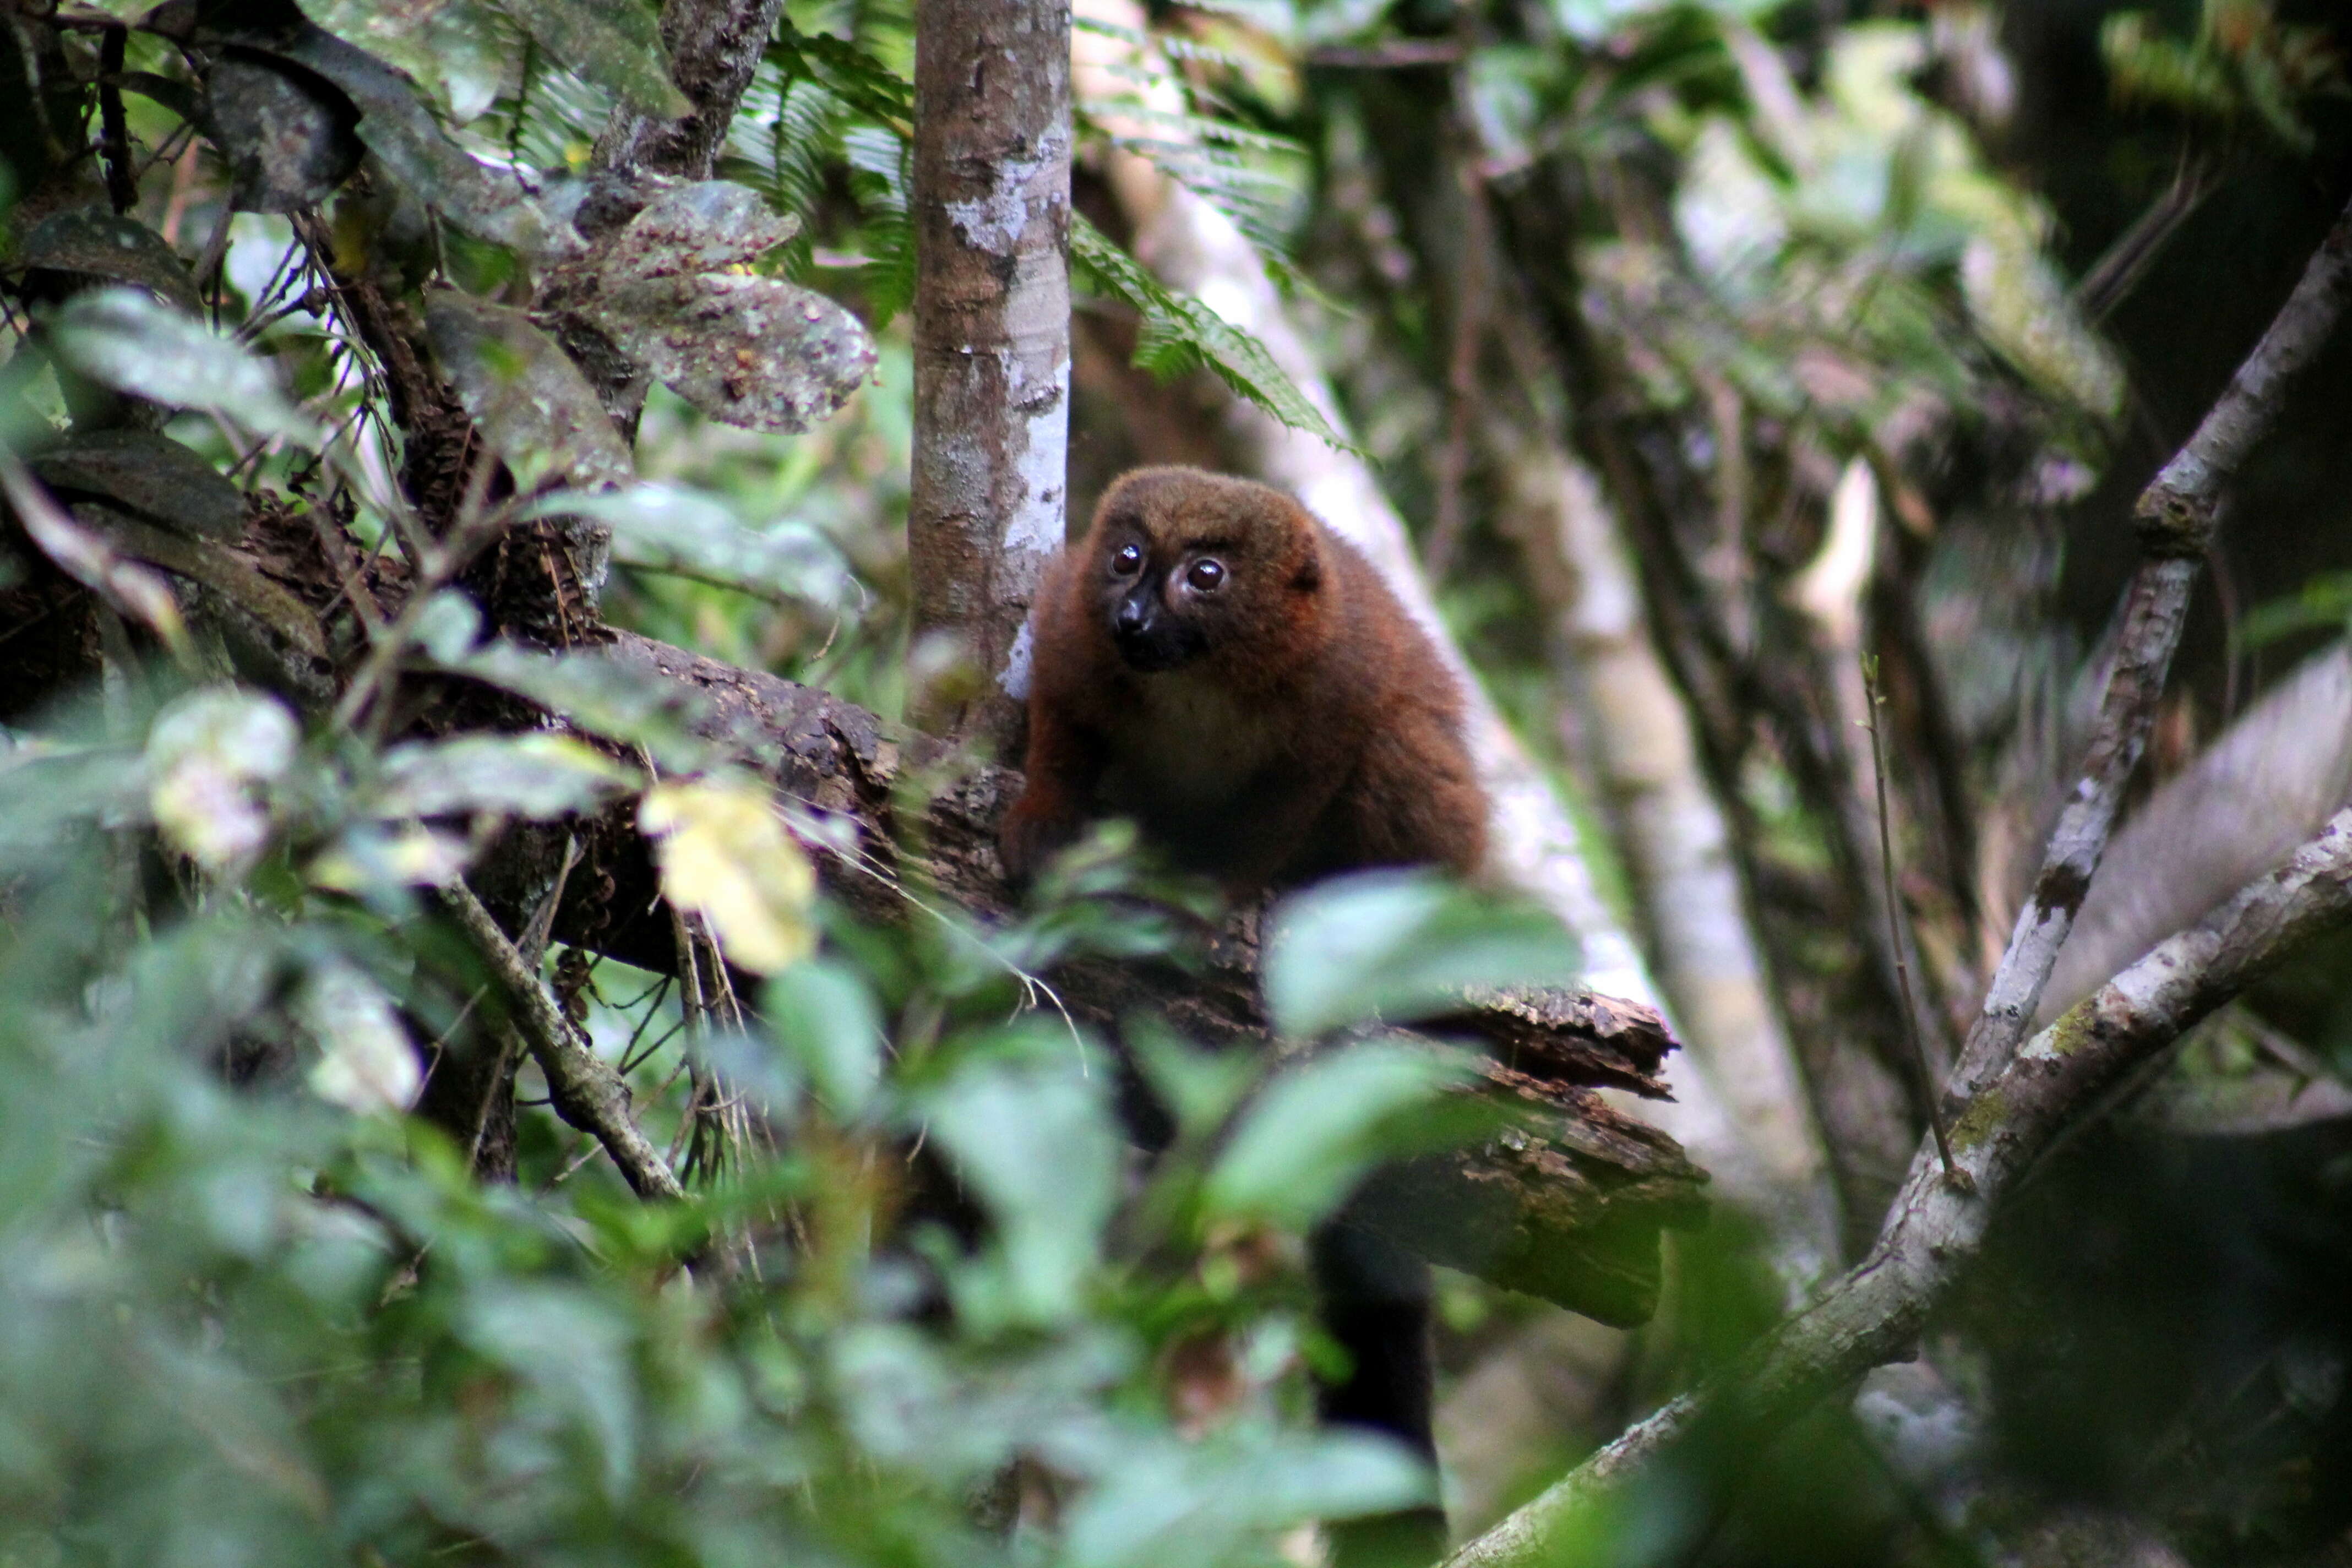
[
  {"x1": 242, "y1": 286, "x2": 329, "y2": 342},
  {"x1": 305, "y1": 485, "x2": 385, "y2": 638},
  {"x1": 1304, "y1": 40, "x2": 1463, "y2": 66},
  {"x1": 196, "y1": 203, "x2": 235, "y2": 329},
  {"x1": 2076, "y1": 150, "x2": 2218, "y2": 323},
  {"x1": 520, "y1": 834, "x2": 583, "y2": 967},
  {"x1": 157, "y1": 136, "x2": 201, "y2": 246},
  {"x1": 1424, "y1": 119, "x2": 1493, "y2": 581},
  {"x1": 459, "y1": 1012, "x2": 523, "y2": 1175},
  {"x1": 235, "y1": 238, "x2": 309, "y2": 340},
  {"x1": 618, "y1": 1016, "x2": 684, "y2": 1077},
  {"x1": 435, "y1": 879, "x2": 685, "y2": 1201},
  {"x1": 1860, "y1": 654, "x2": 1954, "y2": 1177}
]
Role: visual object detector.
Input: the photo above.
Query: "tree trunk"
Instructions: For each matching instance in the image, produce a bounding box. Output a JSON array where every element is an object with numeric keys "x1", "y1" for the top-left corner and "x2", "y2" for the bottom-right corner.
[
  {"x1": 907, "y1": 0, "x2": 1073, "y2": 747},
  {"x1": 1487, "y1": 422, "x2": 1837, "y2": 1277}
]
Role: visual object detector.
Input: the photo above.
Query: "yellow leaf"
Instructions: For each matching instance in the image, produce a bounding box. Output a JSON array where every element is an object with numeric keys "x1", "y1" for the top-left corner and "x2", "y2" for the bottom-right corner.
[
  {"x1": 147, "y1": 688, "x2": 298, "y2": 870},
  {"x1": 639, "y1": 778, "x2": 816, "y2": 973}
]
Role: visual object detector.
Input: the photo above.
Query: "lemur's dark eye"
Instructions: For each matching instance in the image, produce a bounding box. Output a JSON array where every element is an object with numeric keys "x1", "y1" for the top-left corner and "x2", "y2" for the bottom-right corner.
[
  {"x1": 1186, "y1": 558, "x2": 1225, "y2": 592},
  {"x1": 1112, "y1": 542, "x2": 1144, "y2": 575}
]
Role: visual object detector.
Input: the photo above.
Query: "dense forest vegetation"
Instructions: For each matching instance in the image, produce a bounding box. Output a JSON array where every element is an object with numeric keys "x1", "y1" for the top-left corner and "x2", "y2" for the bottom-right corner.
[{"x1": 0, "y1": 0, "x2": 2348, "y2": 1565}]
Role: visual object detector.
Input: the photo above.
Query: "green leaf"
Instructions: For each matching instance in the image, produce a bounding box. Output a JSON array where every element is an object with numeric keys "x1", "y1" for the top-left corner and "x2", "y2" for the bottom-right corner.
[
  {"x1": 416, "y1": 594, "x2": 719, "y2": 770},
  {"x1": 270, "y1": 25, "x2": 571, "y2": 257},
  {"x1": 17, "y1": 211, "x2": 203, "y2": 314},
  {"x1": 580, "y1": 273, "x2": 876, "y2": 434},
  {"x1": 524, "y1": 483, "x2": 852, "y2": 606},
  {"x1": 29, "y1": 430, "x2": 249, "y2": 541},
  {"x1": 1069, "y1": 214, "x2": 1353, "y2": 453},
  {"x1": 1128, "y1": 1018, "x2": 1256, "y2": 1141},
  {"x1": 919, "y1": 1054, "x2": 1121, "y2": 1323},
  {"x1": 459, "y1": 1286, "x2": 638, "y2": 1494},
  {"x1": 766, "y1": 19, "x2": 914, "y2": 133},
  {"x1": 368, "y1": 734, "x2": 637, "y2": 820},
  {"x1": 641, "y1": 778, "x2": 818, "y2": 975},
  {"x1": 590, "y1": 181, "x2": 800, "y2": 280},
  {"x1": 204, "y1": 51, "x2": 366, "y2": 211},
  {"x1": 305, "y1": 823, "x2": 472, "y2": 896},
  {"x1": 2244, "y1": 573, "x2": 2352, "y2": 648},
  {"x1": 48, "y1": 289, "x2": 324, "y2": 448},
  {"x1": 0, "y1": 737, "x2": 147, "y2": 867},
  {"x1": 764, "y1": 959, "x2": 884, "y2": 1118},
  {"x1": 502, "y1": 0, "x2": 688, "y2": 117},
  {"x1": 293, "y1": 0, "x2": 511, "y2": 124},
  {"x1": 1062, "y1": 1429, "x2": 1433, "y2": 1568},
  {"x1": 412, "y1": 589, "x2": 489, "y2": 663},
  {"x1": 856, "y1": 206, "x2": 918, "y2": 331},
  {"x1": 697, "y1": 1027, "x2": 804, "y2": 1120},
  {"x1": 424, "y1": 293, "x2": 633, "y2": 488},
  {"x1": 298, "y1": 954, "x2": 421, "y2": 1115},
  {"x1": 830, "y1": 1322, "x2": 1131, "y2": 1484},
  {"x1": 1262, "y1": 869, "x2": 1582, "y2": 1038},
  {"x1": 1203, "y1": 1041, "x2": 1476, "y2": 1229}
]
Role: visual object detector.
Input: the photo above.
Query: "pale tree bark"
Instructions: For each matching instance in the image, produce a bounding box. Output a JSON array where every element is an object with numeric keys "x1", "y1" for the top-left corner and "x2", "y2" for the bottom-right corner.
[
  {"x1": 908, "y1": 0, "x2": 1072, "y2": 745},
  {"x1": 1485, "y1": 419, "x2": 1836, "y2": 1277}
]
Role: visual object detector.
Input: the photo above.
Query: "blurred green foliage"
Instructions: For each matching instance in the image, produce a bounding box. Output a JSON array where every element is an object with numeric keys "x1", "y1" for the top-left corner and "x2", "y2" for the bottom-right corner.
[
  {"x1": 0, "y1": 650, "x2": 1591, "y2": 1559},
  {"x1": 0, "y1": 1, "x2": 1591, "y2": 1561}
]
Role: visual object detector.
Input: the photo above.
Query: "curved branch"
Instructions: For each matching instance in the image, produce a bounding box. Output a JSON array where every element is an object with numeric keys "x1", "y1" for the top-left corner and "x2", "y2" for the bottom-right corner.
[
  {"x1": 1954, "y1": 192, "x2": 2352, "y2": 1101},
  {"x1": 1442, "y1": 806, "x2": 2352, "y2": 1568},
  {"x1": 438, "y1": 878, "x2": 686, "y2": 1201}
]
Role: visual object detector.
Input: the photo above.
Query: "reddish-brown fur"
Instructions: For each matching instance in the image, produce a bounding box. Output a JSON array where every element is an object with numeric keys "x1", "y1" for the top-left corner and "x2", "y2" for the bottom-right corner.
[{"x1": 999, "y1": 466, "x2": 1487, "y2": 893}]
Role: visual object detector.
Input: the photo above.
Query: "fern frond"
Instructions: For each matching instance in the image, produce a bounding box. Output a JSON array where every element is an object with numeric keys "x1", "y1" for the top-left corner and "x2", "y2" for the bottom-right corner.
[
  {"x1": 767, "y1": 17, "x2": 914, "y2": 135},
  {"x1": 1069, "y1": 214, "x2": 1351, "y2": 452}
]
